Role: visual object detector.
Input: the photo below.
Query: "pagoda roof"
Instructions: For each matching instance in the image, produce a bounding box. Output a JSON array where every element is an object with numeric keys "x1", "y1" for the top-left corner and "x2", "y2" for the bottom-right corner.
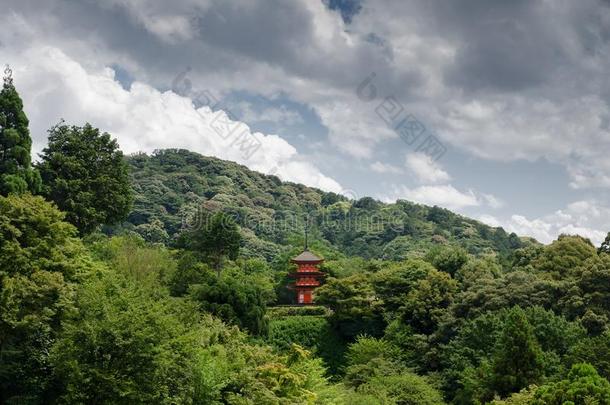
[{"x1": 291, "y1": 249, "x2": 323, "y2": 263}]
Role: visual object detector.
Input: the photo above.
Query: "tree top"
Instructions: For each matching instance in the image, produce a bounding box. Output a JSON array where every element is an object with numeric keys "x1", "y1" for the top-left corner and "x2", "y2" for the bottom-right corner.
[{"x1": 3, "y1": 65, "x2": 13, "y2": 87}]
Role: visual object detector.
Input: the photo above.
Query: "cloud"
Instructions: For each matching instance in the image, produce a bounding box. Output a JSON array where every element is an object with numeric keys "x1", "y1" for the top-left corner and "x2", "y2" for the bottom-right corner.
[
  {"x1": 6, "y1": 0, "x2": 610, "y2": 190},
  {"x1": 370, "y1": 161, "x2": 403, "y2": 174},
  {"x1": 481, "y1": 193, "x2": 504, "y2": 209},
  {"x1": 4, "y1": 44, "x2": 342, "y2": 193},
  {"x1": 477, "y1": 214, "x2": 502, "y2": 228},
  {"x1": 381, "y1": 184, "x2": 480, "y2": 211},
  {"x1": 480, "y1": 200, "x2": 610, "y2": 245},
  {"x1": 405, "y1": 152, "x2": 450, "y2": 183}
]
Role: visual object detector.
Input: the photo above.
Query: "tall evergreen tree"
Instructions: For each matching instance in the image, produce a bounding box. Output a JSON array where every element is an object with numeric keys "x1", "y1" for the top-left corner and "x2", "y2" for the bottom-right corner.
[
  {"x1": 490, "y1": 306, "x2": 544, "y2": 397},
  {"x1": 0, "y1": 65, "x2": 41, "y2": 195}
]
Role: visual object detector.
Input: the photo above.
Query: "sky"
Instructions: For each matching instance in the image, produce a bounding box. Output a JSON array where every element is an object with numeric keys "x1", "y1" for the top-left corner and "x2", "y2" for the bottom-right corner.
[{"x1": 2, "y1": 0, "x2": 610, "y2": 245}]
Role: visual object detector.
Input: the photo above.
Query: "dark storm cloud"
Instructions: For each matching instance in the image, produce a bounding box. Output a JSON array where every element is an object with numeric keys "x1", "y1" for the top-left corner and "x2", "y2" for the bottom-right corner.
[
  {"x1": 406, "y1": 0, "x2": 592, "y2": 91},
  {"x1": 4, "y1": 0, "x2": 610, "y2": 173},
  {"x1": 414, "y1": 0, "x2": 604, "y2": 92}
]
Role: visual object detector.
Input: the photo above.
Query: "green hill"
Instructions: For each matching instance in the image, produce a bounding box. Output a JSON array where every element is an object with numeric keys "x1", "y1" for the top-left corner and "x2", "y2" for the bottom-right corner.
[{"x1": 117, "y1": 149, "x2": 535, "y2": 263}]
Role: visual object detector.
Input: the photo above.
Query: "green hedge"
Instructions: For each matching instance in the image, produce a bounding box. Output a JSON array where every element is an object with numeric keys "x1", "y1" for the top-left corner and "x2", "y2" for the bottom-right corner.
[
  {"x1": 267, "y1": 315, "x2": 346, "y2": 376},
  {"x1": 267, "y1": 305, "x2": 332, "y2": 318}
]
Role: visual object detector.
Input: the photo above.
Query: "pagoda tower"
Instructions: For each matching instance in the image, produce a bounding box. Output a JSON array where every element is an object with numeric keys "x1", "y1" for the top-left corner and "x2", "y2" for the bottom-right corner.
[{"x1": 290, "y1": 249, "x2": 325, "y2": 304}]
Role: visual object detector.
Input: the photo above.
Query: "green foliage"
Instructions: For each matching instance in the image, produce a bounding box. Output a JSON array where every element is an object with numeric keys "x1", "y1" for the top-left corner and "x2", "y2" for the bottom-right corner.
[
  {"x1": 195, "y1": 341, "x2": 345, "y2": 404},
  {"x1": 372, "y1": 259, "x2": 433, "y2": 315},
  {"x1": 50, "y1": 269, "x2": 198, "y2": 404},
  {"x1": 178, "y1": 211, "x2": 241, "y2": 276},
  {"x1": 442, "y1": 306, "x2": 585, "y2": 403},
  {"x1": 0, "y1": 194, "x2": 91, "y2": 402},
  {"x1": 267, "y1": 315, "x2": 346, "y2": 375},
  {"x1": 344, "y1": 336, "x2": 403, "y2": 388},
  {"x1": 531, "y1": 234, "x2": 597, "y2": 279},
  {"x1": 121, "y1": 149, "x2": 530, "y2": 263},
  {"x1": 5, "y1": 129, "x2": 610, "y2": 404},
  {"x1": 268, "y1": 316, "x2": 332, "y2": 351},
  {"x1": 88, "y1": 234, "x2": 176, "y2": 287},
  {"x1": 534, "y1": 363, "x2": 610, "y2": 404},
  {"x1": 37, "y1": 122, "x2": 133, "y2": 234},
  {"x1": 316, "y1": 273, "x2": 385, "y2": 339},
  {"x1": 0, "y1": 67, "x2": 41, "y2": 196},
  {"x1": 268, "y1": 305, "x2": 331, "y2": 318},
  {"x1": 425, "y1": 245, "x2": 469, "y2": 276},
  {"x1": 568, "y1": 330, "x2": 610, "y2": 381},
  {"x1": 489, "y1": 387, "x2": 537, "y2": 404},
  {"x1": 358, "y1": 374, "x2": 446, "y2": 405},
  {"x1": 489, "y1": 307, "x2": 544, "y2": 398},
  {"x1": 190, "y1": 269, "x2": 271, "y2": 335},
  {"x1": 401, "y1": 268, "x2": 458, "y2": 335}
]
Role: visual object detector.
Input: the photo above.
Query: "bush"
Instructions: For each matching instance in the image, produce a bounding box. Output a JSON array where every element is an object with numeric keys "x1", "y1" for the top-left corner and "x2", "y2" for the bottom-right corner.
[
  {"x1": 267, "y1": 315, "x2": 346, "y2": 375},
  {"x1": 359, "y1": 374, "x2": 446, "y2": 405}
]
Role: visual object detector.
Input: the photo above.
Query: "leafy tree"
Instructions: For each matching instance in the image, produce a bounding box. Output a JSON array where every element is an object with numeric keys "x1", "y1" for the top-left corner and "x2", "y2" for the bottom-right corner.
[
  {"x1": 0, "y1": 66, "x2": 41, "y2": 195},
  {"x1": 0, "y1": 194, "x2": 90, "y2": 402},
  {"x1": 316, "y1": 273, "x2": 385, "y2": 339},
  {"x1": 372, "y1": 259, "x2": 432, "y2": 315},
  {"x1": 178, "y1": 211, "x2": 241, "y2": 277},
  {"x1": 490, "y1": 307, "x2": 544, "y2": 398},
  {"x1": 37, "y1": 122, "x2": 133, "y2": 234},
  {"x1": 190, "y1": 269, "x2": 271, "y2": 335},
  {"x1": 443, "y1": 306, "x2": 585, "y2": 403},
  {"x1": 401, "y1": 268, "x2": 458, "y2": 335},
  {"x1": 532, "y1": 234, "x2": 596, "y2": 279},
  {"x1": 426, "y1": 245, "x2": 469, "y2": 276},
  {"x1": 534, "y1": 363, "x2": 610, "y2": 404},
  {"x1": 568, "y1": 330, "x2": 610, "y2": 381},
  {"x1": 343, "y1": 336, "x2": 403, "y2": 388},
  {"x1": 50, "y1": 269, "x2": 198, "y2": 404}
]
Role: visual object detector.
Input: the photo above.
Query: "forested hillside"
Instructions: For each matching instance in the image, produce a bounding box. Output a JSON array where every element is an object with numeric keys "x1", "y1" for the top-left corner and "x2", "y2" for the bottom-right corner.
[
  {"x1": 120, "y1": 149, "x2": 533, "y2": 264},
  {"x1": 3, "y1": 68, "x2": 610, "y2": 404}
]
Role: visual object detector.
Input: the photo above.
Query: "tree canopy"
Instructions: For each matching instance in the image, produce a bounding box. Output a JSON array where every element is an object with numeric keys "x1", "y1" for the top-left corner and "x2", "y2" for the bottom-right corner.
[{"x1": 37, "y1": 122, "x2": 133, "y2": 234}]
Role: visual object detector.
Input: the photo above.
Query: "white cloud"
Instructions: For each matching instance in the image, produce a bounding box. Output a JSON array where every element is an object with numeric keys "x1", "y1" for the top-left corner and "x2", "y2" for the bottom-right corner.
[
  {"x1": 381, "y1": 184, "x2": 479, "y2": 211},
  {"x1": 477, "y1": 214, "x2": 502, "y2": 228},
  {"x1": 481, "y1": 193, "x2": 504, "y2": 209},
  {"x1": 481, "y1": 200, "x2": 610, "y2": 245},
  {"x1": 370, "y1": 161, "x2": 403, "y2": 174},
  {"x1": 405, "y1": 152, "x2": 450, "y2": 183},
  {"x1": 505, "y1": 215, "x2": 554, "y2": 244},
  {"x1": 6, "y1": 45, "x2": 342, "y2": 193}
]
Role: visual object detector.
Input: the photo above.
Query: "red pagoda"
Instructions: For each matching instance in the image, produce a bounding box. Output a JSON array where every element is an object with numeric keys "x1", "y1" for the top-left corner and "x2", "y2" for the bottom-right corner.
[{"x1": 289, "y1": 249, "x2": 325, "y2": 305}]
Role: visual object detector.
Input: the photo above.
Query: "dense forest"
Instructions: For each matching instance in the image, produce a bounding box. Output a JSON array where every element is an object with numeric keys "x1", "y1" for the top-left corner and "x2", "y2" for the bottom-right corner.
[
  {"x1": 119, "y1": 149, "x2": 534, "y2": 263},
  {"x1": 3, "y1": 68, "x2": 610, "y2": 404}
]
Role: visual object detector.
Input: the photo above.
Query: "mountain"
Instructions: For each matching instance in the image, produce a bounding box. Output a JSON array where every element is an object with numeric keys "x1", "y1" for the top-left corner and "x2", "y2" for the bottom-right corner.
[{"x1": 117, "y1": 149, "x2": 536, "y2": 264}]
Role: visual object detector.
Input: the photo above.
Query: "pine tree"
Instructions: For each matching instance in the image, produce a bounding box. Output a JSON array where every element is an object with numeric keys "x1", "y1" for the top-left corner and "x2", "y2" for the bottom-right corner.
[
  {"x1": 0, "y1": 65, "x2": 41, "y2": 195},
  {"x1": 490, "y1": 306, "x2": 544, "y2": 397}
]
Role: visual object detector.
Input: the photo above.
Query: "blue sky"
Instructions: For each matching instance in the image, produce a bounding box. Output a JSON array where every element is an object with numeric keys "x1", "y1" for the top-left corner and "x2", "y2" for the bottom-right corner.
[{"x1": 2, "y1": 0, "x2": 610, "y2": 244}]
